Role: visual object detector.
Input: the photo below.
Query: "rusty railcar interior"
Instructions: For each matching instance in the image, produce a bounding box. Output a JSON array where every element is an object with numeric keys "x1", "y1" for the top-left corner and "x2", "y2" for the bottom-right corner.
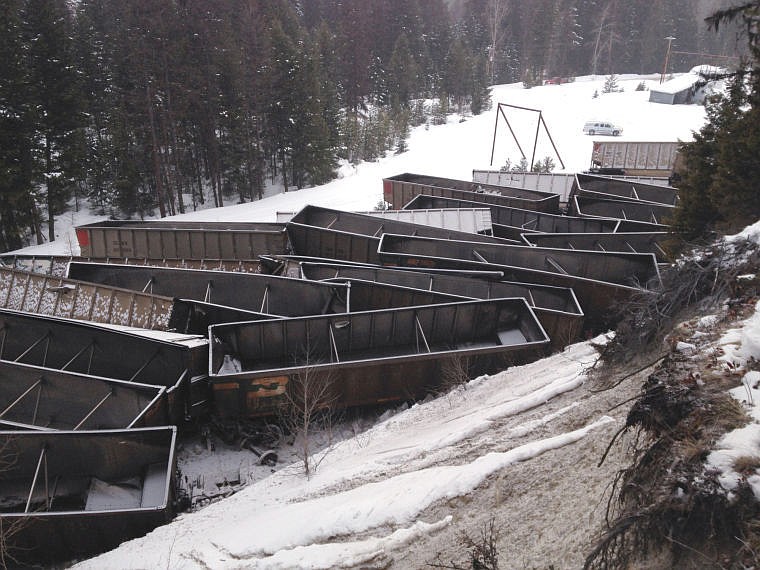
[
  {"x1": 0, "y1": 361, "x2": 167, "y2": 430},
  {"x1": 569, "y1": 195, "x2": 674, "y2": 227},
  {"x1": 0, "y1": 427, "x2": 177, "y2": 565},
  {"x1": 572, "y1": 173, "x2": 679, "y2": 205},
  {"x1": 297, "y1": 262, "x2": 584, "y2": 351},
  {"x1": 382, "y1": 173, "x2": 561, "y2": 212},
  {"x1": 208, "y1": 299, "x2": 549, "y2": 417},
  {"x1": 74, "y1": 220, "x2": 288, "y2": 259},
  {"x1": 401, "y1": 194, "x2": 628, "y2": 239},
  {"x1": 0, "y1": 309, "x2": 208, "y2": 422},
  {"x1": 67, "y1": 262, "x2": 349, "y2": 317},
  {"x1": 0, "y1": 265, "x2": 176, "y2": 330},
  {"x1": 521, "y1": 232, "x2": 671, "y2": 263},
  {"x1": 285, "y1": 205, "x2": 515, "y2": 264}
]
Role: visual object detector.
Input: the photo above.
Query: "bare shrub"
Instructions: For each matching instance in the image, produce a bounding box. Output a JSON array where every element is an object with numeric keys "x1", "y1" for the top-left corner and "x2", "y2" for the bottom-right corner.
[
  {"x1": 0, "y1": 437, "x2": 27, "y2": 569},
  {"x1": 602, "y1": 238, "x2": 760, "y2": 366},
  {"x1": 429, "y1": 517, "x2": 501, "y2": 570},
  {"x1": 279, "y1": 354, "x2": 337, "y2": 478},
  {"x1": 585, "y1": 351, "x2": 758, "y2": 569}
]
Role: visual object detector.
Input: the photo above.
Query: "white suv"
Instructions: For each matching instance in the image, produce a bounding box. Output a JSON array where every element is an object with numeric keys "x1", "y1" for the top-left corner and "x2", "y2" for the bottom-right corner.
[{"x1": 582, "y1": 121, "x2": 622, "y2": 136}]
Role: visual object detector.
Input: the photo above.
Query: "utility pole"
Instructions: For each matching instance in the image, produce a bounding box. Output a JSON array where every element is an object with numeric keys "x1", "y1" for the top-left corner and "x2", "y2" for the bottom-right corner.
[{"x1": 660, "y1": 36, "x2": 676, "y2": 84}]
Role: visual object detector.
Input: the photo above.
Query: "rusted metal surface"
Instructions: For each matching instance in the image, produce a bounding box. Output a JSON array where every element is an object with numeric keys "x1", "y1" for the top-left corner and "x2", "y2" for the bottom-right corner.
[
  {"x1": 0, "y1": 254, "x2": 263, "y2": 277},
  {"x1": 569, "y1": 195, "x2": 675, "y2": 227},
  {"x1": 0, "y1": 266, "x2": 175, "y2": 329},
  {"x1": 382, "y1": 172, "x2": 561, "y2": 212},
  {"x1": 521, "y1": 232, "x2": 671, "y2": 263},
  {"x1": 401, "y1": 194, "x2": 645, "y2": 240},
  {"x1": 74, "y1": 220, "x2": 288, "y2": 259},
  {"x1": 67, "y1": 262, "x2": 348, "y2": 317},
  {"x1": 209, "y1": 299, "x2": 549, "y2": 417},
  {"x1": 377, "y1": 233, "x2": 661, "y2": 330},
  {"x1": 0, "y1": 309, "x2": 208, "y2": 422},
  {"x1": 0, "y1": 427, "x2": 176, "y2": 565},
  {"x1": 572, "y1": 173, "x2": 679, "y2": 205},
  {"x1": 0, "y1": 360, "x2": 167, "y2": 430},
  {"x1": 286, "y1": 205, "x2": 512, "y2": 264},
  {"x1": 297, "y1": 262, "x2": 584, "y2": 351}
]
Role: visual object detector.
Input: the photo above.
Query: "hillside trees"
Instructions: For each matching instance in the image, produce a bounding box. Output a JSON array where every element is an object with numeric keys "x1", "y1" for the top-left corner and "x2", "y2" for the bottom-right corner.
[
  {"x1": 0, "y1": 0, "x2": 39, "y2": 251},
  {"x1": 0, "y1": 0, "x2": 744, "y2": 254},
  {"x1": 671, "y1": 1, "x2": 760, "y2": 238}
]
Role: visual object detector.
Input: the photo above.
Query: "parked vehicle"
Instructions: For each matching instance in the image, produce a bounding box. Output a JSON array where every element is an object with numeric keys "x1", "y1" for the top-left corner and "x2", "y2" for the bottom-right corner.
[{"x1": 582, "y1": 121, "x2": 622, "y2": 136}]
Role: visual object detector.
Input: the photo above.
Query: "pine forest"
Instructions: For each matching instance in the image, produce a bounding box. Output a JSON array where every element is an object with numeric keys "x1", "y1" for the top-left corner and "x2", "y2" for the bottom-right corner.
[{"x1": 0, "y1": 0, "x2": 741, "y2": 252}]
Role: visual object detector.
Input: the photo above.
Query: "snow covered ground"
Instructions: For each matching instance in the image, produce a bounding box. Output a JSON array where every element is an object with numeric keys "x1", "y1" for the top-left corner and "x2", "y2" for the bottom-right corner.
[{"x1": 15, "y1": 74, "x2": 753, "y2": 568}]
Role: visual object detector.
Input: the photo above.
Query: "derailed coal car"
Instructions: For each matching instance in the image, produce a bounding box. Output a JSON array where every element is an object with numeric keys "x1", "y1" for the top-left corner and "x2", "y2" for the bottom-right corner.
[
  {"x1": 209, "y1": 299, "x2": 549, "y2": 418},
  {"x1": 377, "y1": 233, "x2": 661, "y2": 331},
  {"x1": 0, "y1": 309, "x2": 208, "y2": 422},
  {"x1": 0, "y1": 427, "x2": 177, "y2": 565},
  {"x1": 0, "y1": 361, "x2": 168, "y2": 431},
  {"x1": 293, "y1": 261, "x2": 585, "y2": 352},
  {"x1": 74, "y1": 220, "x2": 288, "y2": 260}
]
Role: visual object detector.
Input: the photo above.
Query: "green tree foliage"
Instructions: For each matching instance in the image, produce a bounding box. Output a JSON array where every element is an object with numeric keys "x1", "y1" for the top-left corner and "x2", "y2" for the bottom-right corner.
[
  {"x1": 0, "y1": 0, "x2": 742, "y2": 253},
  {"x1": 671, "y1": 2, "x2": 760, "y2": 239},
  {"x1": 0, "y1": 0, "x2": 38, "y2": 251},
  {"x1": 23, "y1": 0, "x2": 87, "y2": 242}
]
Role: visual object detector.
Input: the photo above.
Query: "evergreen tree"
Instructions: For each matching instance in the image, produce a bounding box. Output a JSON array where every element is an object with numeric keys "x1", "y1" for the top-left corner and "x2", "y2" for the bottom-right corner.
[
  {"x1": 0, "y1": 0, "x2": 38, "y2": 250},
  {"x1": 671, "y1": 1, "x2": 760, "y2": 239},
  {"x1": 22, "y1": 0, "x2": 87, "y2": 242},
  {"x1": 388, "y1": 33, "x2": 419, "y2": 109}
]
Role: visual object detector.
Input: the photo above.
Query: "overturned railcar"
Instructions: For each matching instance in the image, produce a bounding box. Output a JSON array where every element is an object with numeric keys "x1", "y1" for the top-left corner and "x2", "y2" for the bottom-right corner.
[
  {"x1": 0, "y1": 265, "x2": 269, "y2": 336},
  {"x1": 383, "y1": 173, "x2": 561, "y2": 212},
  {"x1": 521, "y1": 232, "x2": 671, "y2": 263},
  {"x1": 0, "y1": 427, "x2": 176, "y2": 565},
  {"x1": 0, "y1": 254, "x2": 263, "y2": 277},
  {"x1": 571, "y1": 173, "x2": 679, "y2": 206},
  {"x1": 471, "y1": 170, "x2": 671, "y2": 203},
  {"x1": 0, "y1": 265, "x2": 175, "y2": 329},
  {"x1": 569, "y1": 195, "x2": 674, "y2": 227},
  {"x1": 377, "y1": 234, "x2": 660, "y2": 330},
  {"x1": 0, "y1": 309, "x2": 208, "y2": 421},
  {"x1": 209, "y1": 299, "x2": 549, "y2": 418},
  {"x1": 0, "y1": 361, "x2": 167, "y2": 430},
  {"x1": 401, "y1": 194, "x2": 653, "y2": 239},
  {"x1": 286, "y1": 205, "x2": 512, "y2": 264},
  {"x1": 295, "y1": 262, "x2": 584, "y2": 351},
  {"x1": 74, "y1": 220, "x2": 288, "y2": 259}
]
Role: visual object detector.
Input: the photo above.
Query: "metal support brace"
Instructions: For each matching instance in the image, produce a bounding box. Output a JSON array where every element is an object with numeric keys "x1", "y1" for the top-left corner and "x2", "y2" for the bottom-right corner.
[
  {"x1": 545, "y1": 256, "x2": 569, "y2": 275},
  {"x1": 328, "y1": 325, "x2": 340, "y2": 363},
  {"x1": 74, "y1": 391, "x2": 113, "y2": 430},
  {"x1": 0, "y1": 379, "x2": 42, "y2": 418},
  {"x1": 26, "y1": 445, "x2": 47, "y2": 513},
  {"x1": 415, "y1": 315, "x2": 431, "y2": 353}
]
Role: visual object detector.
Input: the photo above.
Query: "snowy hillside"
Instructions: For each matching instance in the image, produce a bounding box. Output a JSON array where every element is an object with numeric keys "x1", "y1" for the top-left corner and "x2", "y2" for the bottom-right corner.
[{"x1": 13, "y1": 74, "x2": 724, "y2": 568}]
